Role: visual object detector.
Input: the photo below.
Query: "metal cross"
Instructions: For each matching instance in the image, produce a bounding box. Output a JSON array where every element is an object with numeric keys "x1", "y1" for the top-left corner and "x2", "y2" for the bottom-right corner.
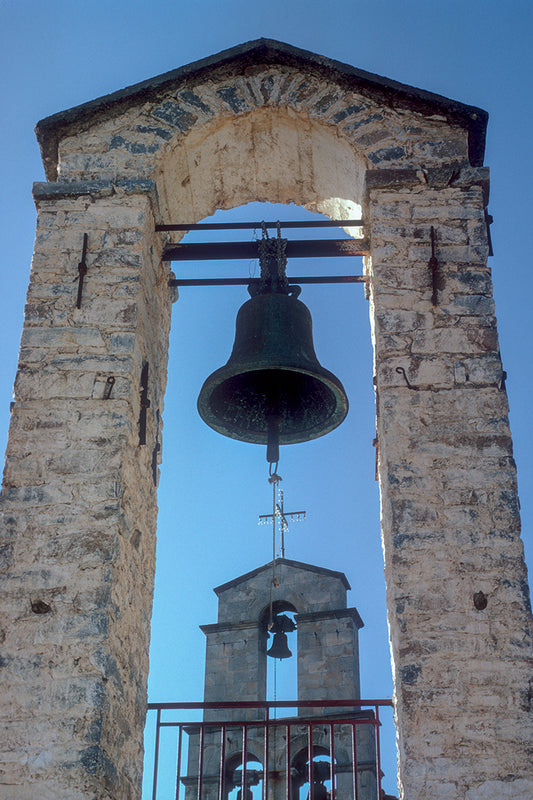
[{"x1": 259, "y1": 487, "x2": 306, "y2": 558}]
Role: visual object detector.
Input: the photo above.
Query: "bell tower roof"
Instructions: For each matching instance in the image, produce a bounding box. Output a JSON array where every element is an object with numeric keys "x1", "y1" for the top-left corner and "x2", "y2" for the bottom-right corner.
[
  {"x1": 214, "y1": 557, "x2": 351, "y2": 595},
  {"x1": 212, "y1": 558, "x2": 355, "y2": 625}
]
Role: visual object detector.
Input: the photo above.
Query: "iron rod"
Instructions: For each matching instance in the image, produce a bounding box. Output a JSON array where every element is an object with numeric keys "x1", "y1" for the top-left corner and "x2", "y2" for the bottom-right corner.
[
  {"x1": 168, "y1": 275, "x2": 368, "y2": 287},
  {"x1": 351, "y1": 723, "x2": 359, "y2": 800},
  {"x1": 218, "y1": 725, "x2": 226, "y2": 800},
  {"x1": 152, "y1": 707, "x2": 161, "y2": 800},
  {"x1": 156, "y1": 219, "x2": 363, "y2": 231},
  {"x1": 308, "y1": 722, "x2": 314, "y2": 800},
  {"x1": 159, "y1": 716, "x2": 377, "y2": 729},
  {"x1": 197, "y1": 725, "x2": 205, "y2": 800},
  {"x1": 148, "y1": 699, "x2": 392, "y2": 710},
  {"x1": 263, "y1": 714, "x2": 269, "y2": 800},
  {"x1": 163, "y1": 238, "x2": 369, "y2": 261},
  {"x1": 375, "y1": 705, "x2": 383, "y2": 800},
  {"x1": 330, "y1": 723, "x2": 336, "y2": 800},
  {"x1": 175, "y1": 725, "x2": 183, "y2": 800},
  {"x1": 241, "y1": 723, "x2": 248, "y2": 800},
  {"x1": 286, "y1": 722, "x2": 291, "y2": 800}
]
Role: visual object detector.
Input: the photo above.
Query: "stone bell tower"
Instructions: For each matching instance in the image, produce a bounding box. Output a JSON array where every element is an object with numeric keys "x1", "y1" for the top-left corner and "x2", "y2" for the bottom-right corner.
[
  {"x1": 1, "y1": 39, "x2": 532, "y2": 800},
  {"x1": 184, "y1": 558, "x2": 379, "y2": 800}
]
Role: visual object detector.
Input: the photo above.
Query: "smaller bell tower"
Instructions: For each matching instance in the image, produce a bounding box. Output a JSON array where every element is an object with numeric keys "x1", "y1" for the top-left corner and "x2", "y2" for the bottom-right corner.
[{"x1": 184, "y1": 558, "x2": 378, "y2": 800}]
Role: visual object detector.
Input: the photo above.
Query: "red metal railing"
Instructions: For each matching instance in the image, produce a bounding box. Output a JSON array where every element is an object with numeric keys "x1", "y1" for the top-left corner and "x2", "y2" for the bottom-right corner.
[{"x1": 145, "y1": 699, "x2": 393, "y2": 800}]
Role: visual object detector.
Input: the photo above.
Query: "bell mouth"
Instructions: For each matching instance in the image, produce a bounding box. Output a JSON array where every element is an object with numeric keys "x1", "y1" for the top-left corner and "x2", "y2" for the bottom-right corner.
[{"x1": 198, "y1": 366, "x2": 348, "y2": 445}]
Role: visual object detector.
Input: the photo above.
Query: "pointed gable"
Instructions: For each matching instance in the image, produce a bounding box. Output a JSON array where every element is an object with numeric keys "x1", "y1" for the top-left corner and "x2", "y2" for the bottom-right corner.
[{"x1": 36, "y1": 39, "x2": 487, "y2": 181}]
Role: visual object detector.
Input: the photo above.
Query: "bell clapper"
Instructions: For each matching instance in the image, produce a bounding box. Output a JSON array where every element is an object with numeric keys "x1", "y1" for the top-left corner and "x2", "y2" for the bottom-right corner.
[
  {"x1": 266, "y1": 412, "x2": 281, "y2": 467},
  {"x1": 269, "y1": 469, "x2": 282, "y2": 626}
]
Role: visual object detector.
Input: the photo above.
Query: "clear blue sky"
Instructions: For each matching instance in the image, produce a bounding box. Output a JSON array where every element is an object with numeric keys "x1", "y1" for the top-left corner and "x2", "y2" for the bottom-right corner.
[{"x1": 1, "y1": 2, "x2": 532, "y2": 797}]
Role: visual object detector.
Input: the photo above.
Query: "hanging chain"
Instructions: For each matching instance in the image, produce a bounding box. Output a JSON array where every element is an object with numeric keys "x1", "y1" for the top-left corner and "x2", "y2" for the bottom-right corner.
[
  {"x1": 268, "y1": 470, "x2": 282, "y2": 629},
  {"x1": 273, "y1": 657, "x2": 277, "y2": 716},
  {"x1": 257, "y1": 221, "x2": 288, "y2": 294}
]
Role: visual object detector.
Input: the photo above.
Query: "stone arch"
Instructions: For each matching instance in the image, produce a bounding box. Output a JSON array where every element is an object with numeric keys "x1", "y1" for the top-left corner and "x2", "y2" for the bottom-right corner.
[
  {"x1": 153, "y1": 106, "x2": 366, "y2": 225},
  {"x1": 1, "y1": 38, "x2": 532, "y2": 800},
  {"x1": 259, "y1": 600, "x2": 299, "y2": 627}
]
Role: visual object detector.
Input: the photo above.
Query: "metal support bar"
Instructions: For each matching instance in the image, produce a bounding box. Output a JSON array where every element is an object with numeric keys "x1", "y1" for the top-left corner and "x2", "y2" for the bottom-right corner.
[
  {"x1": 330, "y1": 722, "x2": 336, "y2": 800},
  {"x1": 156, "y1": 219, "x2": 364, "y2": 231},
  {"x1": 175, "y1": 726, "x2": 183, "y2": 800},
  {"x1": 139, "y1": 362, "x2": 150, "y2": 446},
  {"x1": 151, "y1": 409, "x2": 161, "y2": 487},
  {"x1": 148, "y1": 699, "x2": 391, "y2": 711},
  {"x1": 428, "y1": 226, "x2": 439, "y2": 306},
  {"x1": 163, "y1": 238, "x2": 369, "y2": 262},
  {"x1": 75, "y1": 233, "x2": 88, "y2": 309},
  {"x1": 152, "y1": 707, "x2": 161, "y2": 800},
  {"x1": 286, "y1": 722, "x2": 291, "y2": 800},
  {"x1": 218, "y1": 725, "x2": 226, "y2": 800},
  {"x1": 168, "y1": 275, "x2": 368, "y2": 288},
  {"x1": 351, "y1": 723, "x2": 359, "y2": 800}
]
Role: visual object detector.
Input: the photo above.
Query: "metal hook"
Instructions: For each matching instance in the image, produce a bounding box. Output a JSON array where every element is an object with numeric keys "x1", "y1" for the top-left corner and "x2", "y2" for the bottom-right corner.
[{"x1": 396, "y1": 366, "x2": 418, "y2": 391}]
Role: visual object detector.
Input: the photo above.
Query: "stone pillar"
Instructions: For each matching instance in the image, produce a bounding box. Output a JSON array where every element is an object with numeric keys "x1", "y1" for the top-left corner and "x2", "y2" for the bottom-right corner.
[
  {"x1": 296, "y1": 608, "x2": 363, "y2": 706},
  {"x1": 0, "y1": 180, "x2": 171, "y2": 800},
  {"x1": 366, "y1": 167, "x2": 533, "y2": 800},
  {"x1": 201, "y1": 621, "x2": 266, "y2": 720}
]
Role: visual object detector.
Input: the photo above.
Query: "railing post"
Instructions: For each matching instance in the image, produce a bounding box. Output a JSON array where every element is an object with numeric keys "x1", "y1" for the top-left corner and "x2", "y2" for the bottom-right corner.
[
  {"x1": 263, "y1": 710, "x2": 270, "y2": 800},
  {"x1": 175, "y1": 725, "x2": 183, "y2": 800},
  {"x1": 307, "y1": 722, "x2": 314, "y2": 800},
  {"x1": 329, "y1": 723, "x2": 335, "y2": 800},
  {"x1": 219, "y1": 725, "x2": 226, "y2": 800},
  {"x1": 351, "y1": 722, "x2": 359, "y2": 800},
  {"x1": 241, "y1": 724, "x2": 248, "y2": 800},
  {"x1": 152, "y1": 707, "x2": 161, "y2": 800},
  {"x1": 374, "y1": 705, "x2": 382, "y2": 800},
  {"x1": 286, "y1": 723, "x2": 291, "y2": 800},
  {"x1": 197, "y1": 724, "x2": 205, "y2": 800}
]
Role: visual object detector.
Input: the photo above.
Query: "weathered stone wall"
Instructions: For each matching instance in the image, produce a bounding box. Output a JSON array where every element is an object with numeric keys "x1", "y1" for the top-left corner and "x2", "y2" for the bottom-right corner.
[
  {"x1": 1, "y1": 43, "x2": 532, "y2": 800},
  {"x1": 366, "y1": 167, "x2": 533, "y2": 799},
  {"x1": 0, "y1": 180, "x2": 172, "y2": 799},
  {"x1": 201, "y1": 621, "x2": 266, "y2": 721},
  {"x1": 296, "y1": 609, "x2": 361, "y2": 707}
]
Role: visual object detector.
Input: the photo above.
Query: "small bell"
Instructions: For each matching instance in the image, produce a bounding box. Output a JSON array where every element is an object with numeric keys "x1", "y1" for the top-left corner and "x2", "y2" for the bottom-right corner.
[
  {"x1": 266, "y1": 612, "x2": 296, "y2": 660},
  {"x1": 267, "y1": 631, "x2": 292, "y2": 660}
]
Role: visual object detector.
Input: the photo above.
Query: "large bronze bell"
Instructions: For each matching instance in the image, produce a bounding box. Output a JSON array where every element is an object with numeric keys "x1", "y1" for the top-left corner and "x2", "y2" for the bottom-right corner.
[{"x1": 197, "y1": 235, "x2": 348, "y2": 463}]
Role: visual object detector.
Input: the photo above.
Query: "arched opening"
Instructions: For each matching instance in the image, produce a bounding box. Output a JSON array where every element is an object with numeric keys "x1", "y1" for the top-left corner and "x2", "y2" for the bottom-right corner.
[
  {"x1": 225, "y1": 753, "x2": 264, "y2": 800},
  {"x1": 292, "y1": 748, "x2": 335, "y2": 800},
  {"x1": 144, "y1": 68, "x2": 396, "y2": 800},
  {"x1": 154, "y1": 106, "x2": 366, "y2": 226},
  {"x1": 260, "y1": 601, "x2": 298, "y2": 702},
  {"x1": 145, "y1": 199, "x2": 396, "y2": 796}
]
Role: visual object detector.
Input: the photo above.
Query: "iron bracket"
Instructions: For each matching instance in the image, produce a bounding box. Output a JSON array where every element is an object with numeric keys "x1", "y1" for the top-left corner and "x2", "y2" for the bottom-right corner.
[
  {"x1": 396, "y1": 366, "x2": 419, "y2": 391},
  {"x1": 75, "y1": 233, "x2": 89, "y2": 309},
  {"x1": 428, "y1": 226, "x2": 439, "y2": 306},
  {"x1": 151, "y1": 409, "x2": 161, "y2": 486},
  {"x1": 103, "y1": 376, "x2": 115, "y2": 400},
  {"x1": 139, "y1": 362, "x2": 150, "y2": 446},
  {"x1": 168, "y1": 275, "x2": 368, "y2": 288}
]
